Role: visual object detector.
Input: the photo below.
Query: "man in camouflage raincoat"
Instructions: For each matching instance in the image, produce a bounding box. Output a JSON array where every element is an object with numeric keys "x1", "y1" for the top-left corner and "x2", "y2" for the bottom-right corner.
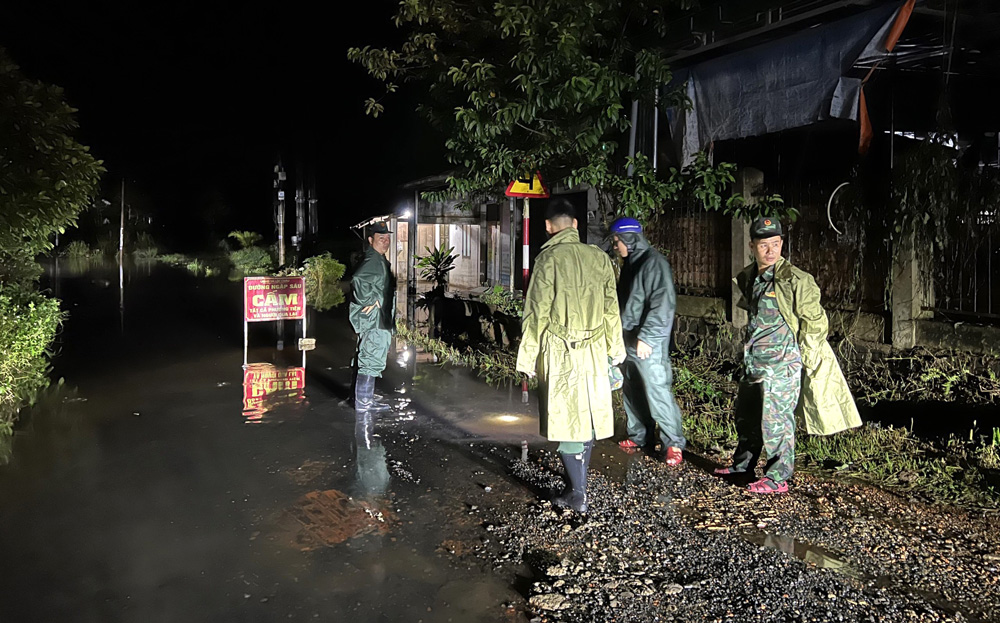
[
  {"x1": 715, "y1": 217, "x2": 861, "y2": 494},
  {"x1": 516, "y1": 199, "x2": 626, "y2": 512}
]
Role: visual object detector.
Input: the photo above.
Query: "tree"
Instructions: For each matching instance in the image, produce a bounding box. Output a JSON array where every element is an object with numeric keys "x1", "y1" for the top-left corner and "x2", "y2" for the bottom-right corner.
[
  {"x1": 348, "y1": 0, "x2": 784, "y2": 222},
  {"x1": 0, "y1": 48, "x2": 103, "y2": 439},
  {"x1": 0, "y1": 47, "x2": 104, "y2": 283}
]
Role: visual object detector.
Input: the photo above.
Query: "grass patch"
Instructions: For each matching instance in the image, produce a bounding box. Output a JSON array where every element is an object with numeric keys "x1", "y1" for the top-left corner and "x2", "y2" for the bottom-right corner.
[
  {"x1": 396, "y1": 322, "x2": 528, "y2": 387},
  {"x1": 669, "y1": 353, "x2": 1000, "y2": 509},
  {"x1": 401, "y1": 328, "x2": 1000, "y2": 509}
]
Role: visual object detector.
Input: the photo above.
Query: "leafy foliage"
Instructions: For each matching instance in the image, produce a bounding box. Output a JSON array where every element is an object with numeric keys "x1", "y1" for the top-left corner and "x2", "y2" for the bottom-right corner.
[
  {"x1": 132, "y1": 231, "x2": 158, "y2": 258},
  {"x1": 349, "y1": 1, "x2": 786, "y2": 224},
  {"x1": 62, "y1": 240, "x2": 93, "y2": 258},
  {"x1": 890, "y1": 136, "x2": 1000, "y2": 307},
  {"x1": 0, "y1": 49, "x2": 102, "y2": 436},
  {"x1": 479, "y1": 285, "x2": 523, "y2": 317},
  {"x1": 229, "y1": 246, "x2": 275, "y2": 277},
  {"x1": 416, "y1": 245, "x2": 457, "y2": 289},
  {"x1": 0, "y1": 284, "x2": 63, "y2": 431},
  {"x1": 302, "y1": 253, "x2": 347, "y2": 311},
  {"x1": 228, "y1": 230, "x2": 264, "y2": 250},
  {"x1": 0, "y1": 48, "x2": 104, "y2": 284}
]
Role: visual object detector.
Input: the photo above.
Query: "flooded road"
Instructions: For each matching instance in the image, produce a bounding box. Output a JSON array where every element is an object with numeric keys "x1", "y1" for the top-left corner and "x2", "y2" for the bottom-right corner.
[
  {"x1": 4, "y1": 260, "x2": 1000, "y2": 623},
  {"x1": 0, "y1": 261, "x2": 539, "y2": 622}
]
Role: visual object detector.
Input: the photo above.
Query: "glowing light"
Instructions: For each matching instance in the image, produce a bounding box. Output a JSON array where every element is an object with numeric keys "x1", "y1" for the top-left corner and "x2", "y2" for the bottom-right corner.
[
  {"x1": 401, "y1": 209, "x2": 412, "y2": 219},
  {"x1": 495, "y1": 414, "x2": 520, "y2": 423}
]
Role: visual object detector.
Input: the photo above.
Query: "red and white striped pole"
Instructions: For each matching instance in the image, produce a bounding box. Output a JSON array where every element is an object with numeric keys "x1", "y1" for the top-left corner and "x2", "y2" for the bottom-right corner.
[{"x1": 521, "y1": 197, "x2": 530, "y2": 403}]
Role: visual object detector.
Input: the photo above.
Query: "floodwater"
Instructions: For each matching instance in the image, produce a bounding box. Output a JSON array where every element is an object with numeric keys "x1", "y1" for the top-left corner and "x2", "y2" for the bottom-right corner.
[{"x1": 0, "y1": 259, "x2": 542, "y2": 623}]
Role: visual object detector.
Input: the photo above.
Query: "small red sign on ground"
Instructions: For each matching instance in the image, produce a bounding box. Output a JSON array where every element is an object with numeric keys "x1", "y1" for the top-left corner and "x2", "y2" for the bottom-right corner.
[{"x1": 244, "y1": 276, "x2": 306, "y2": 321}]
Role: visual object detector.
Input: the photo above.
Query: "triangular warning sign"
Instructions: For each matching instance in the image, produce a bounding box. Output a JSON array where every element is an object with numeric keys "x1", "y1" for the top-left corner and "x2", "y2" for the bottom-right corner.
[{"x1": 505, "y1": 171, "x2": 550, "y2": 198}]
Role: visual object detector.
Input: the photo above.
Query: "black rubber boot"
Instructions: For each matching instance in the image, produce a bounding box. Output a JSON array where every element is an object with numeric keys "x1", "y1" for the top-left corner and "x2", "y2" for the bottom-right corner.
[
  {"x1": 355, "y1": 374, "x2": 373, "y2": 411},
  {"x1": 356, "y1": 374, "x2": 391, "y2": 412},
  {"x1": 554, "y1": 450, "x2": 588, "y2": 513}
]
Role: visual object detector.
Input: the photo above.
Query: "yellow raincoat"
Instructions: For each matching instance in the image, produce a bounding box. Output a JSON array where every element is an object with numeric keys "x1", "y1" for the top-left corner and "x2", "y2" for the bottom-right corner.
[
  {"x1": 516, "y1": 228, "x2": 626, "y2": 442},
  {"x1": 736, "y1": 257, "x2": 862, "y2": 436}
]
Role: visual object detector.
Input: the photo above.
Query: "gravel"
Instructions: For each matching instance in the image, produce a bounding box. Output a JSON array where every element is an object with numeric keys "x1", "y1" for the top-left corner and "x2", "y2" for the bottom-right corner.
[{"x1": 470, "y1": 445, "x2": 1000, "y2": 623}]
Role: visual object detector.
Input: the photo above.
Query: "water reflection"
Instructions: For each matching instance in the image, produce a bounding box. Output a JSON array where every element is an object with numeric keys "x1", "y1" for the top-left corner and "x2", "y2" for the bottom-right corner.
[
  {"x1": 353, "y1": 410, "x2": 390, "y2": 498},
  {"x1": 242, "y1": 363, "x2": 306, "y2": 422},
  {"x1": 744, "y1": 531, "x2": 854, "y2": 573}
]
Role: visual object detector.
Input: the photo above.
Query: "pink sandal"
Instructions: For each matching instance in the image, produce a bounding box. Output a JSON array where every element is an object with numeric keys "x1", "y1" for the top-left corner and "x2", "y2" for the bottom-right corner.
[
  {"x1": 665, "y1": 447, "x2": 683, "y2": 466},
  {"x1": 618, "y1": 439, "x2": 641, "y2": 452},
  {"x1": 747, "y1": 478, "x2": 788, "y2": 494}
]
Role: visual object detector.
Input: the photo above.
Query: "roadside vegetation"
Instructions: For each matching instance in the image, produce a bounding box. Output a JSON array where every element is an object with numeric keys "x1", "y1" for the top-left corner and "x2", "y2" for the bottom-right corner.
[
  {"x1": 0, "y1": 48, "x2": 103, "y2": 443},
  {"x1": 399, "y1": 316, "x2": 1000, "y2": 509},
  {"x1": 158, "y1": 233, "x2": 348, "y2": 311}
]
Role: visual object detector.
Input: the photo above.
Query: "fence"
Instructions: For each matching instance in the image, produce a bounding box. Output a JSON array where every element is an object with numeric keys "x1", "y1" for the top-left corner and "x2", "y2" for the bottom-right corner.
[{"x1": 646, "y1": 203, "x2": 730, "y2": 298}]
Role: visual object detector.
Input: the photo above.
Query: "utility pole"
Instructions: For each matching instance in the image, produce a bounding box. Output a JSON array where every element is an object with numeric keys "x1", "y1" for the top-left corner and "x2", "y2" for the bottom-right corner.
[
  {"x1": 295, "y1": 162, "x2": 306, "y2": 258},
  {"x1": 307, "y1": 172, "x2": 319, "y2": 241},
  {"x1": 274, "y1": 160, "x2": 287, "y2": 266},
  {"x1": 119, "y1": 178, "x2": 125, "y2": 261}
]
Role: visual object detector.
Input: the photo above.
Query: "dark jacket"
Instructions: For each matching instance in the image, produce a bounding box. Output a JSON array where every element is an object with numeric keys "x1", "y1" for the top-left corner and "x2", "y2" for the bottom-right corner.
[
  {"x1": 618, "y1": 238, "x2": 677, "y2": 346},
  {"x1": 350, "y1": 246, "x2": 396, "y2": 333}
]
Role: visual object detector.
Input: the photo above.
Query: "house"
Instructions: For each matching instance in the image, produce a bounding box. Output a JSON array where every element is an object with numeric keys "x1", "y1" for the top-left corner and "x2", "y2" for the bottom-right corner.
[{"x1": 628, "y1": 0, "x2": 1000, "y2": 355}]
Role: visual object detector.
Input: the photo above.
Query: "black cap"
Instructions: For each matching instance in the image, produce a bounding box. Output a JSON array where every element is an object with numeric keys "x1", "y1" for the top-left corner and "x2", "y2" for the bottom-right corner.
[
  {"x1": 750, "y1": 216, "x2": 783, "y2": 239},
  {"x1": 369, "y1": 221, "x2": 393, "y2": 235}
]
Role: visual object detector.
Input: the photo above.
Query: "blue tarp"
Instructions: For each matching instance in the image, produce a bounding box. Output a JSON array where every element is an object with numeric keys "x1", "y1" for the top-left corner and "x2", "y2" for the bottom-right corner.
[{"x1": 666, "y1": 3, "x2": 902, "y2": 164}]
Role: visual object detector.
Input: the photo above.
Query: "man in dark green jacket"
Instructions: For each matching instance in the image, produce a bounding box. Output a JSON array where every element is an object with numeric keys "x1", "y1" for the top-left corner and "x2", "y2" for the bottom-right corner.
[
  {"x1": 610, "y1": 217, "x2": 686, "y2": 466},
  {"x1": 350, "y1": 221, "x2": 396, "y2": 411}
]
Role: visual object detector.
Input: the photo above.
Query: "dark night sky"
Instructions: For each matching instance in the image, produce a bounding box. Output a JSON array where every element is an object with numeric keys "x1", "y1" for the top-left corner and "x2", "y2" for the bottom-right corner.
[{"x1": 0, "y1": 2, "x2": 445, "y2": 250}]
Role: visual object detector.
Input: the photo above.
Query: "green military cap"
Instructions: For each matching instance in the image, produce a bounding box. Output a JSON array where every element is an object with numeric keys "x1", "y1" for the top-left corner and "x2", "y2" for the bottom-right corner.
[{"x1": 750, "y1": 216, "x2": 783, "y2": 239}]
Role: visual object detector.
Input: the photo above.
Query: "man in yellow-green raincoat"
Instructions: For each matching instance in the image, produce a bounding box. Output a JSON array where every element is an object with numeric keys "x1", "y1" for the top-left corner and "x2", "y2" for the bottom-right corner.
[
  {"x1": 516, "y1": 198, "x2": 626, "y2": 513},
  {"x1": 714, "y1": 216, "x2": 861, "y2": 494}
]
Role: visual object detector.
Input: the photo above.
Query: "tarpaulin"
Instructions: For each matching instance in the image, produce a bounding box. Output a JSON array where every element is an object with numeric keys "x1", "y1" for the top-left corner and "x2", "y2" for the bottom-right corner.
[{"x1": 666, "y1": 3, "x2": 903, "y2": 165}]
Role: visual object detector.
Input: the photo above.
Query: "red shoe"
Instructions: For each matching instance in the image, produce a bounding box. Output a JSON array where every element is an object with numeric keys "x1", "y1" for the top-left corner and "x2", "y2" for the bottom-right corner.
[
  {"x1": 665, "y1": 447, "x2": 683, "y2": 466},
  {"x1": 747, "y1": 478, "x2": 788, "y2": 494},
  {"x1": 618, "y1": 439, "x2": 641, "y2": 452}
]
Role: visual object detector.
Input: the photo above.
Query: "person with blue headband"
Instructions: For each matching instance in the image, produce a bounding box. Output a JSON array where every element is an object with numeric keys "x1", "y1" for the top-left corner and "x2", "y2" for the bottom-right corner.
[{"x1": 609, "y1": 217, "x2": 686, "y2": 466}]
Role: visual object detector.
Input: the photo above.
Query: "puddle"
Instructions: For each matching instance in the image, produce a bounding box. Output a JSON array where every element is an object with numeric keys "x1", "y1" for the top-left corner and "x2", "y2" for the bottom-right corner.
[
  {"x1": 742, "y1": 531, "x2": 857, "y2": 574},
  {"x1": 275, "y1": 488, "x2": 395, "y2": 551}
]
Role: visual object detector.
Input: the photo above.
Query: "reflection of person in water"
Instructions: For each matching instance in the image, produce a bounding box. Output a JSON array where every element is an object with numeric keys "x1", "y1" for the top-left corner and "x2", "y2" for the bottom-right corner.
[{"x1": 353, "y1": 411, "x2": 389, "y2": 498}]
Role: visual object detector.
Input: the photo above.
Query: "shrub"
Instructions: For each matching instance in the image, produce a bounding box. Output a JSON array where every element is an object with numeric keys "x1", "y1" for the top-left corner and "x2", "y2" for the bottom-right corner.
[
  {"x1": 157, "y1": 253, "x2": 188, "y2": 265},
  {"x1": 0, "y1": 284, "x2": 62, "y2": 432},
  {"x1": 228, "y1": 230, "x2": 263, "y2": 250},
  {"x1": 229, "y1": 246, "x2": 275, "y2": 277},
  {"x1": 132, "y1": 232, "x2": 158, "y2": 258},
  {"x1": 303, "y1": 253, "x2": 346, "y2": 311},
  {"x1": 62, "y1": 240, "x2": 92, "y2": 258},
  {"x1": 480, "y1": 285, "x2": 523, "y2": 317}
]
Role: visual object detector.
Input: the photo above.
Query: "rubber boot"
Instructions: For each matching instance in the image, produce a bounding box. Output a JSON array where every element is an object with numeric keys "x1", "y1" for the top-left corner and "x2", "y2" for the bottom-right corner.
[
  {"x1": 356, "y1": 374, "x2": 391, "y2": 412},
  {"x1": 553, "y1": 451, "x2": 588, "y2": 513}
]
